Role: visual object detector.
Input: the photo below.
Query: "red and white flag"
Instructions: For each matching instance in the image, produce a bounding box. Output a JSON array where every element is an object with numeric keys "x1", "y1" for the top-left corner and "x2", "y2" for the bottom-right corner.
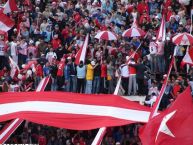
[
  {"x1": 75, "y1": 34, "x2": 89, "y2": 65},
  {"x1": 0, "y1": 76, "x2": 50, "y2": 144},
  {"x1": 0, "y1": 92, "x2": 151, "y2": 130},
  {"x1": 0, "y1": 13, "x2": 14, "y2": 32},
  {"x1": 181, "y1": 47, "x2": 193, "y2": 66},
  {"x1": 3, "y1": 0, "x2": 18, "y2": 14},
  {"x1": 139, "y1": 86, "x2": 193, "y2": 145},
  {"x1": 156, "y1": 16, "x2": 166, "y2": 42}
]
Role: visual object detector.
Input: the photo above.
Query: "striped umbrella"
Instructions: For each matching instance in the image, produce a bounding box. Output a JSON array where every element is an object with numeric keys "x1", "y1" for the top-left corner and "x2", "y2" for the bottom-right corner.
[
  {"x1": 172, "y1": 32, "x2": 193, "y2": 45},
  {"x1": 95, "y1": 31, "x2": 118, "y2": 41},
  {"x1": 122, "y1": 27, "x2": 145, "y2": 37}
]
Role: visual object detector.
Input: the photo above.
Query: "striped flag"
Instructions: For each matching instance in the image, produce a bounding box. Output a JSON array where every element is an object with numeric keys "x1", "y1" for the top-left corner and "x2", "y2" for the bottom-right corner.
[
  {"x1": 0, "y1": 76, "x2": 50, "y2": 144},
  {"x1": 0, "y1": 92, "x2": 151, "y2": 130},
  {"x1": 0, "y1": 13, "x2": 14, "y2": 32},
  {"x1": 9, "y1": 56, "x2": 20, "y2": 79},
  {"x1": 3, "y1": 0, "x2": 18, "y2": 14},
  {"x1": 75, "y1": 34, "x2": 89, "y2": 65}
]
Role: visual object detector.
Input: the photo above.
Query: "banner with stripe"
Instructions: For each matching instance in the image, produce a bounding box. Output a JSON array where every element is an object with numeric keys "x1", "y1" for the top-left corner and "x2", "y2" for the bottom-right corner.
[{"x1": 0, "y1": 92, "x2": 150, "y2": 130}]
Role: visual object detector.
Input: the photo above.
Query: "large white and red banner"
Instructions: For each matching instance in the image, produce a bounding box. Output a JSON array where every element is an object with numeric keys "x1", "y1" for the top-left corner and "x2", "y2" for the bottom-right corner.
[{"x1": 0, "y1": 92, "x2": 150, "y2": 130}]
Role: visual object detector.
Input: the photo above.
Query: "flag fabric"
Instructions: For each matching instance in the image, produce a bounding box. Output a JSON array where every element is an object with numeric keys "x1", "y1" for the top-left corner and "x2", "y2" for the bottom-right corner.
[
  {"x1": 75, "y1": 34, "x2": 89, "y2": 65},
  {"x1": 0, "y1": 13, "x2": 14, "y2": 32},
  {"x1": 9, "y1": 56, "x2": 20, "y2": 79},
  {"x1": 181, "y1": 47, "x2": 193, "y2": 66},
  {"x1": 3, "y1": 0, "x2": 18, "y2": 14},
  {"x1": 0, "y1": 92, "x2": 150, "y2": 130},
  {"x1": 91, "y1": 76, "x2": 123, "y2": 145},
  {"x1": 156, "y1": 16, "x2": 166, "y2": 42},
  {"x1": 139, "y1": 86, "x2": 193, "y2": 145},
  {"x1": 0, "y1": 76, "x2": 50, "y2": 144}
]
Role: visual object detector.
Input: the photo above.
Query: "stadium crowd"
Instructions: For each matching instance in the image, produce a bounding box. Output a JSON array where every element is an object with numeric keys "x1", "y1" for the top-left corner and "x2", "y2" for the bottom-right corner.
[{"x1": 0, "y1": 0, "x2": 193, "y2": 144}]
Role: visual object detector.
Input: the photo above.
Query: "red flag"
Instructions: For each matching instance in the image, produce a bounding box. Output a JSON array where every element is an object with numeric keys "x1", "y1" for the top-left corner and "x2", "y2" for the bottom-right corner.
[
  {"x1": 3, "y1": 0, "x2": 18, "y2": 14},
  {"x1": 139, "y1": 87, "x2": 193, "y2": 145},
  {"x1": 75, "y1": 34, "x2": 89, "y2": 65},
  {"x1": 0, "y1": 12, "x2": 14, "y2": 32}
]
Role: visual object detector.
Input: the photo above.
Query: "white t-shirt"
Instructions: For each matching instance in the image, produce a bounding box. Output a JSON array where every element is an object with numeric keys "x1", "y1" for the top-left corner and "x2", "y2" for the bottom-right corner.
[
  {"x1": 10, "y1": 41, "x2": 17, "y2": 56},
  {"x1": 120, "y1": 64, "x2": 129, "y2": 78}
]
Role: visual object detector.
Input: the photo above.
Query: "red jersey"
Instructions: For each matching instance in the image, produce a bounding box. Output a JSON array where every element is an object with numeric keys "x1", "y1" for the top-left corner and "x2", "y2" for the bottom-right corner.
[
  {"x1": 129, "y1": 61, "x2": 136, "y2": 75},
  {"x1": 36, "y1": 64, "x2": 43, "y2": 77},
  {"x1": 101, "y1": 64, "x2": 107, "y2": 78},
  {"x1": 51, "y1": 39, "x2": 61, "y2": 50},
  {"x1": 57, "y1": 61, "x2": 65, "y2": 77}
]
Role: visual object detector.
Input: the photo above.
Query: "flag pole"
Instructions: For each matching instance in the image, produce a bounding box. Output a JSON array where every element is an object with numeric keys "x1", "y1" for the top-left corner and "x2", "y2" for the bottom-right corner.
[{"x1": 149, "y1": 56, "x2": 174, "y2": 119}]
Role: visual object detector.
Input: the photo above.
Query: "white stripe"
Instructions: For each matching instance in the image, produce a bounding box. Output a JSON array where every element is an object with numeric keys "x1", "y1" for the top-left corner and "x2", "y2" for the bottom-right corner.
[
  {"x1": 3, "y1": 0, "x2": 11, "y2": 14},
  {"x1": 132, "y1": 28, "x2": 140, "y2": 37},
  {"x1": 91, "y1": 127, "x2": 106, "y2": 145},
  {"x1": 0, "y1": 21, "x2": 11, "y2": 31},
  {"x1": 0, "y1": 118, "x2": 19, "y2": 140},
  {"x1": 79, "y1": 34, "x2": 89, "y2": 63},
  {"x1": 0, "y1": 101, "x2": 150, "y2": 122}
]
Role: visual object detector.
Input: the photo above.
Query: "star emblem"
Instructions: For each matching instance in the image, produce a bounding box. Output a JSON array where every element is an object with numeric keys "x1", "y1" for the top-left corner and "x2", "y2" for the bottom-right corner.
[{"x1": 155, "y1": 110, "x2": 177, "y2": 142}]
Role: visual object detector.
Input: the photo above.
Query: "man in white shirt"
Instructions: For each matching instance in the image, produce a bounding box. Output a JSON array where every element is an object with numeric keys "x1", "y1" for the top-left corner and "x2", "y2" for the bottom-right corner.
[
  {"x1": 10, "y1": 38, "x2": 18, "y2": 64},
  {"x1": 119, "y1": 59, "x2": 129, "y2": 95},
  {"x1": 149, "y1": 36, "x2": 158, "y2": 73},
  {"x1": 46, "y1": 48, "x2": 57, "y2": 64}
]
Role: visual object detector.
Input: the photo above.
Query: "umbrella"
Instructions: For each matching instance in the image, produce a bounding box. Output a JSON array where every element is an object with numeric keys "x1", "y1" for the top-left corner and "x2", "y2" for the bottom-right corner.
[
  {"x1": 95, "y1": 31, "x2": 117, "y2": 41},
  {"x1": 122, "y1": 27, "x2": 145, "y2": 37},
  {"x1": 172, "y1": 32, "x2": 193, "y2": 45}
]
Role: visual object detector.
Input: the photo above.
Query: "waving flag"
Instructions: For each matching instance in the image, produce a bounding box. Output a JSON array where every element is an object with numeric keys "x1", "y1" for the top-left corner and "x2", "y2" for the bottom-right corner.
[
  {"x1": 156, "y1": 16, "x2": 166, "y2": 42},
  {"x1": 9, "y1": 56, "x2": 20, "y2": 79},
  {"x1": 75, "y1": 34, "x2": 89, "y2": 65},
  {"x1": 0, "y1": 13, "x2": 14, "y2": 32},
  {"x1": 0, "y1": 92, "x2": 150, "y2": 130},
  {"x1": 3, "y1": 0, "x2": 18, "y2": 14},
  {"x1": 139, "y1": 87, "x2": 193, "y2": 145}
]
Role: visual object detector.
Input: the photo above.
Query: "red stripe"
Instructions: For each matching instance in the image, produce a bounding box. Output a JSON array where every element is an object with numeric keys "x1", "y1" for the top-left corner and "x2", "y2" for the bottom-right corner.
[
  {"x1": 8, "y1": 0, "x2": 18, "y2": 11},
  {"x1": 0, "y1": 112, "x2": 138, "y2": 130},
  {"x1": 0, "y1": 13, "x2": 14, "y2": 28}
]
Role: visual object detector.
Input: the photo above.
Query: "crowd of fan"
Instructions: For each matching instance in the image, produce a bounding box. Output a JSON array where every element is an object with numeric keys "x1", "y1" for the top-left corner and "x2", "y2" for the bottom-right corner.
[{"x1": 0, "y1": 0, "x2": 193, "y2": 144}]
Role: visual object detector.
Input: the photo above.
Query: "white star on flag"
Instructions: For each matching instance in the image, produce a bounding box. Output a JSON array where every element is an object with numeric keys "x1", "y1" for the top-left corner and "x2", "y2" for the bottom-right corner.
[{"x1": 155, "y1": 110, "x2": 177, "y2": 142}]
